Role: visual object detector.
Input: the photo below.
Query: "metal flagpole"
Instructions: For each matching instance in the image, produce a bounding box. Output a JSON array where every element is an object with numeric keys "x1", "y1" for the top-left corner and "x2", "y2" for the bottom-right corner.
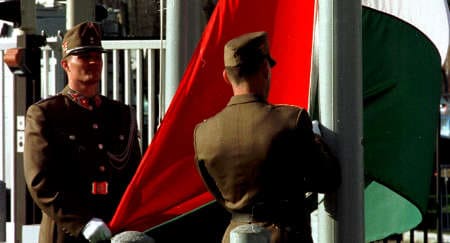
[
  {"x1": 164, "y1": 0, "x2": 206, "y2": 115},
  {"x1": 317, "y1": 0, "x2": 364, "y2": 242}
]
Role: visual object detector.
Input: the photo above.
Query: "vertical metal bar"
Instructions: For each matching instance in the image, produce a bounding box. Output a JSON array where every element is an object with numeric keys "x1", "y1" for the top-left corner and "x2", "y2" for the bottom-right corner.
[
  {"x1": 113, "y1": 50, "x2": 120, "y2": 101},
  {"x1": 8, "y1": 34, "x2": 29, "y2": 243},
  {"x1": 318, "y1": 0, "x2": 364, "y2": 242},
  {"x1": 437, "y1": 127, "x2": 443, "y2": 243},
  {"x1": 12, "y1": 75, "x2": 27, "y2": 243},
  {"x1": 48, "y1": 50, "x2": 57, "y2": 96},
  {"x1": 41, "y1": 49, "x2": 49, "y2": 98},
  {"x1": 148, "y1": 49, "x2": 156, "y2": 142},
  {"x1": 0, "y1": 50, "x2": 4, "y2": 182},
  {"x1": 334, "y1": 0, "x2": 364, "y2": 241},
  {"x1": 0, "y1": 50, "x2": 5, "y2": 242},
  {"x1": 165, "y1": 0, "x2": 204, "y2": 114},
  {"x1": 135, "y1": 49, "x2": 143, "y2": 150},
  {"x1": 101, "y1": 52, "x2": 108, "y2": 96},
  {"x1": 317, "y1": 0, "x2": 335, "y2": 241},
  {"x1": 159, "y1": 48, "x2": 166, "y2": 124},
  {"x1": 124, "y1": 49, "x2": 131, "y2": 105},
  {"x1": 159, "y1": 0, "x2": 165, "y2": 117},
  {"x1": 0, "y1": 180, "x2": 5, "y2": 241}
]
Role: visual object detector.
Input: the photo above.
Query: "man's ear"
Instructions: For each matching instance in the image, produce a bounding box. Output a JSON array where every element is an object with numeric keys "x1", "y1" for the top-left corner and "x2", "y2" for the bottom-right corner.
[
  {"x1": 222, "y1": 69, "x2": 230, "y2": 85},
  {"x1": 61, "y1": 59, "x2": 68, "y2": 71}
]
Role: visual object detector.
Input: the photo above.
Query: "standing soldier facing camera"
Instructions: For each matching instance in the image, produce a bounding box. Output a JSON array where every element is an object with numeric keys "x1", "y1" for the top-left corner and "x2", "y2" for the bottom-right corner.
[
  {"x1": 193, "y1": 31, "x2": 340, "y2": 243},
  {"x1": 24, "y1": 21, "x2": 142, "y2": 243}
]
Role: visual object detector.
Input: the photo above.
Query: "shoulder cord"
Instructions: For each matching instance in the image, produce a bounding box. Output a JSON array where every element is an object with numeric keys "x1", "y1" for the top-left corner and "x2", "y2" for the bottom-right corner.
[{"x1": 106, "y1": 105, "x2": 138, "y2": 170}]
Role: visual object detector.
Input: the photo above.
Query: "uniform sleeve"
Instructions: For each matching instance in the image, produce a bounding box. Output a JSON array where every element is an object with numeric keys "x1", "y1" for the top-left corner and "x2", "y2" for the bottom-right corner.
[
  {"x1": 193, "y1": 124, "x2": 225, "y2": 206},
  {"x1": 296, "y1": 110, "x2": 341, "y2": 193},
  {"x1": 24, "y1": 104, "x2": 91, "y2": 238}
]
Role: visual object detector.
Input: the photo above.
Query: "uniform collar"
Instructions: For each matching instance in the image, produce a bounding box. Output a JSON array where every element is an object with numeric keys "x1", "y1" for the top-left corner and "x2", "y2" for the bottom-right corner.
[
  {"x1": 227, "y1": 94, "x2": 267, "y2": 106},
  {"x1": 61, "y1": 85, "x2": 102, "y2": 110}
]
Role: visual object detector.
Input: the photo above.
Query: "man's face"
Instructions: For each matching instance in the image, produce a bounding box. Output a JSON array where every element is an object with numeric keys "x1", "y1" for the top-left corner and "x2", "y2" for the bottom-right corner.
[{"x1": 62, "y1": 51, "x2": 103, "y2": 86}]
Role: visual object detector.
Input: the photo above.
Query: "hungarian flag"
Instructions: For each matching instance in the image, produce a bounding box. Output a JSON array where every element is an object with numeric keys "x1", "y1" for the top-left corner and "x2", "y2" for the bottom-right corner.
[
  {"x1": 108, "y1": 0, "x2": 316, "y2": 233},
  {"x1": 362, "y1": 0, "x2": 449, "y2": 241}
]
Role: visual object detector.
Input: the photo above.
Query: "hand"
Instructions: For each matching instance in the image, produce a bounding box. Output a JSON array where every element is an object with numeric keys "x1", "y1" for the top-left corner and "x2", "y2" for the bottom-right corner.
[
  {"x1": 82, "y1": 218, "x2": 112, "y2": 243},
  {"x1": 312, "y1": 120, "x2": 321, "y2": 136}
]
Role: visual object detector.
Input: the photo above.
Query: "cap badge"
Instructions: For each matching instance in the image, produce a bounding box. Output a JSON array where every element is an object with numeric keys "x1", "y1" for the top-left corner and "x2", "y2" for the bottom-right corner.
[
  {"x1": 81, "y1": 22, "x2": 101, "y2": 39},
  {"x1": 62, "y1": 41, "x2": 68, "y2": 52}
]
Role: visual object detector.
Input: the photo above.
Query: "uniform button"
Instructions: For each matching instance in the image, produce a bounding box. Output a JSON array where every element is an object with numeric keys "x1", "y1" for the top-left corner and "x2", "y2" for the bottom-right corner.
[
  {"x1": 119, "y1": 135, "x2": 125, "y2": 140},
  {"x1": 99, "y1": 165, "x2": 106, "y2": 172},
  {"x1": 92, "y1": 123, "x2": 99, "y2": 129},
  {"x1": 81, "y1": 99, "x2": 88, "y2": 106},
  {"x1": 98, "y1": 144, "x2": 104, "y2": 150}
]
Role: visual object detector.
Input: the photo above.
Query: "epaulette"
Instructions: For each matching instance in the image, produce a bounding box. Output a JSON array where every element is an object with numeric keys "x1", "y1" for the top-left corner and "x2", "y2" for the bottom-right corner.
[
  {"x1": 273, "y1": 104, "x2": 304, "y2": 112},
  {"x1": 33, "y1": 93, "x2": 64, "y2": 105},
  {"x1": 273, "y1": 103, "x2": 302, "y2": 109}
]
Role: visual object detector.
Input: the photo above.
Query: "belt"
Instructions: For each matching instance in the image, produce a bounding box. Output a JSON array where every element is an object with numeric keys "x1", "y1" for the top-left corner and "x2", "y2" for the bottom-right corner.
[
  {"x1": 230, "y1": 202, "x2": 283, "y2": 223},
  {"x1": 230, "y1": 201, "x2": 303, "y2": 224},
  {"x1": 231, "y1": 212, "x2": 256, "y2": 223},
  {"x1": 231, "y1": 209, "x2": 274, "y2": 223}
]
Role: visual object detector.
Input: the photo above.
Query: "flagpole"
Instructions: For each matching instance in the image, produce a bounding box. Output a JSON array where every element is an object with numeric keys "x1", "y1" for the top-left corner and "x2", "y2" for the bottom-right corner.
[
  {"x1": 164, "y1": 0, "x2": 206, "y2": 114},
  {"x1": 317, "y1": 0, "x2": 364, "y2": 242}
]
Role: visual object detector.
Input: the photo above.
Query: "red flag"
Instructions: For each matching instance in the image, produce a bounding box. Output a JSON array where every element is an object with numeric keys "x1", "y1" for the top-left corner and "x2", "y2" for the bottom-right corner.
[{"x1": 109, "y1": 0, "x2": 315, "y2": 233}]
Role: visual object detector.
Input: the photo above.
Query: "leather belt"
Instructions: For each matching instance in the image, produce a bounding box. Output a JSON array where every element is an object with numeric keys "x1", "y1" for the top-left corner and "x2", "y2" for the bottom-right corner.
[
  {"x1": 231, "y1": 209, "x2": 274, "y2": 223},
  {"x1": 231, "y1": 212, "x2": 257, "y2": 223}
]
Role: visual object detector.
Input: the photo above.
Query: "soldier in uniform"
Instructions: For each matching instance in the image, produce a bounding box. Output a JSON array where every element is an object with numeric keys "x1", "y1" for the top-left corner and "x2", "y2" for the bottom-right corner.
[
  {"x1": 24, "y1": 21, "x2": 142, "y2": 243},
  {"x1": 193, "y1": 31, "x2": 341, "y2": 243}
]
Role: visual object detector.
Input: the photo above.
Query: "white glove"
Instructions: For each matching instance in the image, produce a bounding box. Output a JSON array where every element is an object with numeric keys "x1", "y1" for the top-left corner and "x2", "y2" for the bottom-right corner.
[
  {"x1": 82, "y1": 218, "x2": 112, "y2": 242},
  {"x1": 312, "y1": 120, "x2": 322, "y2": 136}
]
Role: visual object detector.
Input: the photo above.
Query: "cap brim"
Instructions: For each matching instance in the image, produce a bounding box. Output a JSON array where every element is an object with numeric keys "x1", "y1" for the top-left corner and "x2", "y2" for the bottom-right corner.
[{"x1": 65, "y1": 47, "x2": 106, "y2": 57}]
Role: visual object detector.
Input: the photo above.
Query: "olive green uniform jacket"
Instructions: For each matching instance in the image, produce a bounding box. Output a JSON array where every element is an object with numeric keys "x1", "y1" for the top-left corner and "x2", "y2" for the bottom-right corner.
[
  {"x1": 24, "y1": 86, "x2": 141, "y2": 243},
  {"x1": 194, "y1": 94, "x2": 340, "y2": 243}
]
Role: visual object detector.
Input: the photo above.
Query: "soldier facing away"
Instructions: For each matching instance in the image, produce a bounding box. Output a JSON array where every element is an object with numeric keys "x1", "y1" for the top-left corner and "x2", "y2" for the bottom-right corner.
[{"x1": 193, "y1": 31, "x2": 340, "y2": 243}]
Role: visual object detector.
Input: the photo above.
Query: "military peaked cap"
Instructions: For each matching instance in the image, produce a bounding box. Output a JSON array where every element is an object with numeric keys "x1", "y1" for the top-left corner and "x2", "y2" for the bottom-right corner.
[
  {"x1": 224, "y1": 31, "x2": 276, "y2": 68},
  {"x1": 62, "y1": 21, "x2": 104, "y2": 59}
]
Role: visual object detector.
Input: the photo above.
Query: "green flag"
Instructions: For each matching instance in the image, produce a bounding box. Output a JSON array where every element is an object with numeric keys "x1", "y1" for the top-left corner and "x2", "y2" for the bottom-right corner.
[{"x1": 362, "y1": 0, "x2": 450, "y2": 241}]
